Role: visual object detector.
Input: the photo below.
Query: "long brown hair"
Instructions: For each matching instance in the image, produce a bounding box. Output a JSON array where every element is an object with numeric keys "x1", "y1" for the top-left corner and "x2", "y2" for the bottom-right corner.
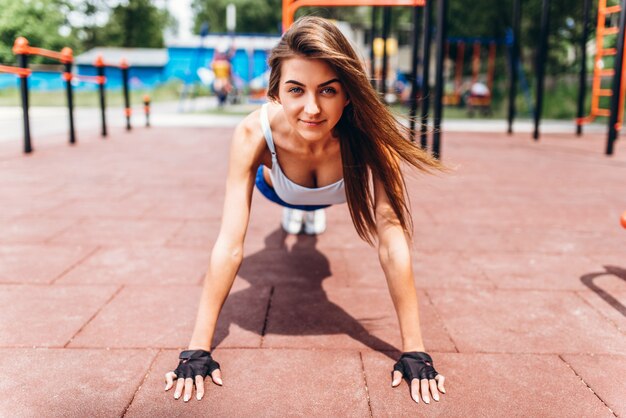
[{"x1": 267, "y1": 16, "x2": 445, "y2": 245}]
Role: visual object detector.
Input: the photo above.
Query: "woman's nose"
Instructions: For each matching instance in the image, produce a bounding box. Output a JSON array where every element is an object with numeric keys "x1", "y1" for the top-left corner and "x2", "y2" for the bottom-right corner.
[{"x1": 304, "y1": 95, "x2": 320, "y2": 115}]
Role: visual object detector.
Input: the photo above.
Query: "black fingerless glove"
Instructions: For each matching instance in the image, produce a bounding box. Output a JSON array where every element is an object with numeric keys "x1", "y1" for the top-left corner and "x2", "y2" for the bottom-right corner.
[
  {"x1": 174, "y1": 349, "x2": 220, "y2": 380},
  {"x1": 393, "y1": 351, "x2": 438, "y2": 381}
]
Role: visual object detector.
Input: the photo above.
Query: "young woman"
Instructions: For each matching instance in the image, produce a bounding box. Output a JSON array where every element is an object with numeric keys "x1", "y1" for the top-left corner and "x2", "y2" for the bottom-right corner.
[{"x1": 165, "y1": 16, "x2": 447, "y2": 405}]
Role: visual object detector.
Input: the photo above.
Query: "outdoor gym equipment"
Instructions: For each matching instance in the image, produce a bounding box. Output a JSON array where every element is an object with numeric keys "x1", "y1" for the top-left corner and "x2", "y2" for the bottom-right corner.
[
  {"x1": 577, "y1": 0, "x2": 626, "y2": 155},
  {"x1": 6, "y1": 36, "x2": 139, "y2": 154},
  {"x1": 0, "y1": 62, "x2": 32, "y2": 153},
  {"x1": 13, "y1": 37, "x2": 76, "y2": 151},
  {"x1": 143, "y1": 95, "x2": 151, "y2": 128},
  {"x1": 442, "y1": 38, "x2": 497, "y2": 115}
]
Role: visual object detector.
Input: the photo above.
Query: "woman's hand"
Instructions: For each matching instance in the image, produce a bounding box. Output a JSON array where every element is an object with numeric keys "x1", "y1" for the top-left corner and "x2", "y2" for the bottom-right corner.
[
  {"x1": 391, "y1": 352, "x2": 446, "y2": 404},
  {"x1": 164, "y1": 349, "x2": 223, "y2": 401}
]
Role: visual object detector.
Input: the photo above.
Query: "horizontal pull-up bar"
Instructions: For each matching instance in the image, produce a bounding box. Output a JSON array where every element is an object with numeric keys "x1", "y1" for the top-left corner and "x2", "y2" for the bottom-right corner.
[
  {"x1": 0, "y1": 64, "x2": 31, "y2": 77},
  {"x1": 282, "y1": 0, "x2": 425, "y2": 30},
  {"x1": 13, "y1": 37, "x2": 73, "y2": 63}
]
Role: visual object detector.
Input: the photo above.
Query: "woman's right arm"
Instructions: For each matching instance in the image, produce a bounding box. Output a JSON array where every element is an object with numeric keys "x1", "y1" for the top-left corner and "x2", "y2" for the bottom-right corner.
[
  {"x1": 187, "y1": 118, "x2": 260, "y2": 351},
  {"x1": 166, "y1": 118, "x2": 262, "y2": 402}
]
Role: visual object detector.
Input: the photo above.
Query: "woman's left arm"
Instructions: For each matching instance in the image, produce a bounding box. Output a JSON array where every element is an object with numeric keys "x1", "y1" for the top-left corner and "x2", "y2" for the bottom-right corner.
[
  {"x1": 373, "y1": 176, "x2": 425, "y2": 352},
  {"x1": 373, "y1": 176, "x2": 446, "y2": 404}
]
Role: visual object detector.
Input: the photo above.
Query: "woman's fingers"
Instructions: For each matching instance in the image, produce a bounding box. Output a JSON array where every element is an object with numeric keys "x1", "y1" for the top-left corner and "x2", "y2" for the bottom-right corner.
[
  {"x1": 195, "y1": 375, "x2": 205, "y2": 400},
  {"x1": 164, "y1": 372, "x2": 176, "y2": 391},
  {"x1": 183, "y1": 377, "x2": 194, "y2": 402},
  {"x1": 391, "y1": 370, "x2": 403, "y2": 387},
  {"x1": 211, "y1": 368, "x2": 223, "y2": 386},
  {"x1": 420, "y1": 379, "x2": 431, "y2": 403},
  {"x1": 435, "y1": 374, "x2": 446, "y2": 393},
  {"x1": 173, "y1": 377, "x2": 185, "y2": 399},
  {"x1": 410, "y1": 379, "x2": 421, "y2": 403},
  {"x1": 429, "y1": 379, "x2": 440, "y2": 401}
]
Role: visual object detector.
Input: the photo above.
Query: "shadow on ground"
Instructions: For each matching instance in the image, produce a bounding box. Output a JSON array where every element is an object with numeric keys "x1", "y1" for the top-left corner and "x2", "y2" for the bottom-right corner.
[
  {"x1": 213, "y1": 227, "x2": 401, "y2": 360},
  {"x1": 580, "y1": 265, "x2": 626, "y2": 317}
]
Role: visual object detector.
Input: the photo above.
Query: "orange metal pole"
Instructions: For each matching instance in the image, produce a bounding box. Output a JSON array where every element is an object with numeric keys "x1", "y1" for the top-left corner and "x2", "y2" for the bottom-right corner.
[
  {"x1": 487, "y1": 42, "x2": 496, "y2": 93},
  {"x1": 471, "y1": 41, "x2": 480, "y2": 85},
  {"x1": 455, "y1": 42, "x2": 464, "y2": 101},
  {"x1": 283, "y1": 0, "x2": 425, "y2": 31},
  {"x1": 0, "y1": 64, "x2": 31, "y2": 77}
]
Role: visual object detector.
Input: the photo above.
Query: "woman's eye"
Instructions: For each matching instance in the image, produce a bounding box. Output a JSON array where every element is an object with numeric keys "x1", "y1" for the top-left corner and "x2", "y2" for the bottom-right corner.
[
  {"x1": 288, "y1": 87, "x2": 303, "y2": 94},
  {"x1": 321, "y1": 87, "x2": 337, "y2": 95}
]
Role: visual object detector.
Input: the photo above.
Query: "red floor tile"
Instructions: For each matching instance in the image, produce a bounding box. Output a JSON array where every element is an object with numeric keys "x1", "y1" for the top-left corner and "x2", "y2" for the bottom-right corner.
[
  {"x1": 0, "y1": 284, "x2": 119, "y2": 347},
  {"x1": 428, "y1": 288, "x2": 626, "y2": 354},
  {"x1": 0, "y1": 348, "x2": 157, "y2": 417},
  {"x1": 263, "y1": 286, "x2": 456, "y2": 353},
  {"x1": 49, "y1": 219, "x2": 184, "y2": 246},
  {"x1": 56, "y1": 246, "x2": 210, "y2": 285},
  {"x1": 561, "y1": 354, "x2": 626, "y2": 417},
  {"x1": 0, "y1": 244, "x2": 95, "y2": 284},
  {"x1": 0, "y1": 218, "x2": 77, "y2": 244},
  {"x1": 362, "y1": 352, "x2": 614, "y2": 417},
  {"x1": 69, "y1": 280, "x2": 270, "y2": 349},
  {"x1": 125, "y1": 349, "x2": 370, "y2": 417},
  {"x1": 467, "y1": 252, "x2": 603, "y2": 290}
]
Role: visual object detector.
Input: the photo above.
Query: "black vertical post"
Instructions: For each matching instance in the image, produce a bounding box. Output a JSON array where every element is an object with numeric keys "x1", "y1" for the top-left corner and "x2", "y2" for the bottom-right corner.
[
  {"x1": 17, "y1": 53, "x2": 32, "y2": 154},
  {"x1": 381, "y1": 7, "x2": 391, "y2": 100},
  {"x1": 507, "y1": 0, "x2": 521, "y2": 134},
  {"x1": 409, "y1": 6, "x2": 422, "y2": 141},
  {"x1": 533, "y1": 0, "x2": 551, "y2": 141},
  {"x1": 121, "y1": 59, "x2": 131, "y2": 131},
  {"x1": 95, "y1": 56, "x2": 107, "y2": 137},
  {"x1": 144, "y1": 95, "x2": 151, "y2": 127},
  {"x1": 370, "y1": 6, "x2": 378, "y2": 89},
  {"x1": 577, "y1": 0, "x2": 592, "y2": 136},
  {"x1": 607, "y1": 0, "x2": 626, "y2": 155},
  {"x1": 420, "y1": 0, "x2": 433, "y2": 149},
  {"x1": 432, "y1": 0, "x2": 447, "y2": 159},
  {"x1": 63, "y1": 50, "x2": 76, "y2": 145}
]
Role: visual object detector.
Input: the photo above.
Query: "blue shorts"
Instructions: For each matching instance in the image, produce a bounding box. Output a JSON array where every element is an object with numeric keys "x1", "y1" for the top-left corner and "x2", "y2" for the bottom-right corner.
[{"x1": 255, "y1": 165, "x2": 330, "y2": 212}]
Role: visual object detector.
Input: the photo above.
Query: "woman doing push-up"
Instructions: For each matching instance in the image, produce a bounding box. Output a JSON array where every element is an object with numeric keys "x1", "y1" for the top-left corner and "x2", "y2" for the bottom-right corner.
[{"x1": 165, "y1": 16, "x2": 447, "y2": 406}]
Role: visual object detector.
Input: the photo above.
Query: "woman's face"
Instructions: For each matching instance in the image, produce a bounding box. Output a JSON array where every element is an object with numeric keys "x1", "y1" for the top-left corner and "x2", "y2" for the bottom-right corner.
[{"x1": 277, "y1": 57, "x2": 350, "y2": 142}]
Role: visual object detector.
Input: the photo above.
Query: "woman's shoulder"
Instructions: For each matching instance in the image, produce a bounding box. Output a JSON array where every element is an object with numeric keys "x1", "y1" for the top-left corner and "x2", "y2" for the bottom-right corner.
[{"x1": 229, "y1": 106, "x2": 270, "y2": 167}]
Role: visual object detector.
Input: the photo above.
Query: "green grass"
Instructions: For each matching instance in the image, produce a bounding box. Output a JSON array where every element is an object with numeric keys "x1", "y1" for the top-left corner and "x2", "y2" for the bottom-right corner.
[{"x1": 0, "y1": 80, "x2": 182, "y2": 107}]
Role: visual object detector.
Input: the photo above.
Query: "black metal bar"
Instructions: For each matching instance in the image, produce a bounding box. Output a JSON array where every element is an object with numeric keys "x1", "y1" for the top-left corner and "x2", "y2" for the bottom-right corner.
[
  {"x1": 507, "y1": 0, "x2": 521, "y2": 134},
  {"x1": 121, "y1": 63, "x2": 131, "y2": 131},
  {"x1": 577, "y1": 0, "x2": 592, "y2": 136},
  {"x1": 64, "y1": 61, "x2": 76, "y2": 145},
  {"x1": 419, "y1": 0, "x2": 433, "y2": 149},
  {"x1": 97, "y1": 63, "x2": 107, "y2": 137},
  {"x1": 432, "y1": 0, "x2": 447, "y2": 159},
  {"x1": 533, "y1": 0, "x2": 551, "y2": 141},
  {"x1": 409, "y1": 5, "x2": 422, "y2": 142},
  {"x1": 17, "y1": 53, "x2": 32, "y2": 154},
  {"x1": 144, "y1": 95, "x2": 151, "y2": 127},
  {"x1": 370, "y1": 6, "x2": 378, "y2": 89},
  {"x1": 607, "y1": 0, "x2": 626, "y2": 155},
  {"x1": 381, "y1": 7, "x2": 391, "y2": 100}
]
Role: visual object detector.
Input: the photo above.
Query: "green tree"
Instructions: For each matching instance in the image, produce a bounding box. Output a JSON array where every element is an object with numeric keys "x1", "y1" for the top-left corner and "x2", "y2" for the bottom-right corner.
[
  {"x1": 192, "y1": 0, "x2": 282, "y2": 34},
  {"x1": 70, "y1": 0, "x2": 111, "y2": 51},
  {"x1": 0, "y1": 0, "x2": 77, "y2": 65},
  {"x1": 99, "y1": 0, "x2": 173, "y2": 48}
]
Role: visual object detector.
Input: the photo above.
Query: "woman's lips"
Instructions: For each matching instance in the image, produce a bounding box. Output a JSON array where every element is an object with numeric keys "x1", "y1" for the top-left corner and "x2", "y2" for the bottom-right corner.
[{"x1": 299, "y1": 119, "x2": 325, "y2": 127}]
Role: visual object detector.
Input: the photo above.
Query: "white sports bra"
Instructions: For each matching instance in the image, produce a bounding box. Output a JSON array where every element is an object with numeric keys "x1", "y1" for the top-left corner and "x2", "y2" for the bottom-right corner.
[{"x1": 260, "y1": 103, "x2": 346, "y2": 205}]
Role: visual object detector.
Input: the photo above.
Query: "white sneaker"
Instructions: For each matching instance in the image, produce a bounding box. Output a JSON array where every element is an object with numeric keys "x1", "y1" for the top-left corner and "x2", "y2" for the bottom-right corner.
[
  {"x1": 281, "y1": 208, "x2": 304, "y2": 234},
  {"x1": 303, "y1": 209, "x2": 326, "y2": 235}
]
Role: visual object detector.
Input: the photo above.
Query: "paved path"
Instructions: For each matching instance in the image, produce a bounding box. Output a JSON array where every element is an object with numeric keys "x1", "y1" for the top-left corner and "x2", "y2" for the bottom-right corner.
[{"x1": 0, "y1": 122, "x2": 624, "y2": 417}]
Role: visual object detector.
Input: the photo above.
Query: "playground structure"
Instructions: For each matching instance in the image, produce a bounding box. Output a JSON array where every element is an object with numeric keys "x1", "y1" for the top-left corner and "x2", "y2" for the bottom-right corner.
[
  {"x1": 442, "y1": 38, "x2": 498, "y2": 117},
  {"x1": 1, "y1": 37, "x2": 150, "y2": 154},
  {"x1": 283, "y1": 0, "x2": 626, "y2": 157}
]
